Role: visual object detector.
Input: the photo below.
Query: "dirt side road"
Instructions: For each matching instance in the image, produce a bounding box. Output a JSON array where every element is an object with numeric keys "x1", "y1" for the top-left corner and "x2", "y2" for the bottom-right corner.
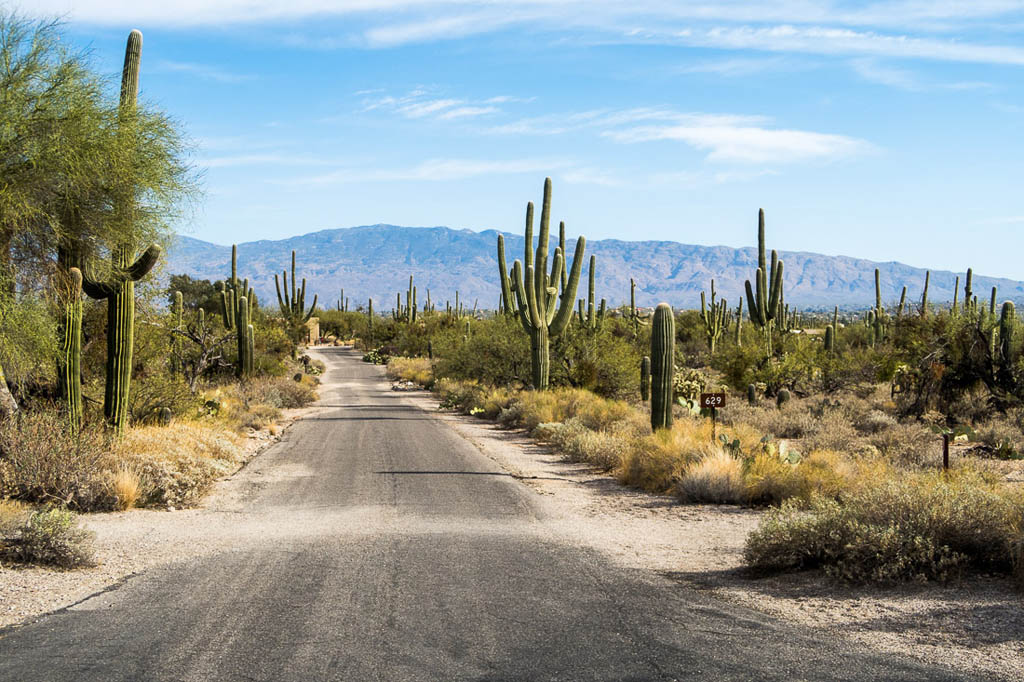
[{"x1": 0, "y1": 348, "x2": 999, "y2": 681}]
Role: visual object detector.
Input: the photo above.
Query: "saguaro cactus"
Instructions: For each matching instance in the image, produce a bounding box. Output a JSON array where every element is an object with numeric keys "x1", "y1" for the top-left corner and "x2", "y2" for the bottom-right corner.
[
  {"x1": 640, "y1": 356, "x2": 651, "y2": 402},
  {"x1": 1000, "y1": 302, "x2": 1015, "y2": 365},
  {"x1": 58, "y1": 268, "x2": 84, "y2": 430},
  {"x1": 872, "y1": 268, "x2": 886, "y2": 345},
  {"x1": 744, "y1": 209, "x2": 784, "y2": 354},
  {"x1": 700, "y1": 279, "x2": 728, "y2": 355},
  {"x1": 920, "y1": 271, "x2": 930, "y2": 317},
  {"x1": 80, "y1": 30, "x2": 161, "y2": 434},
  {"x1": 274, "y1": 250, "x2": 317, "y2": 322},
  {"x1": 496, "y1": 178, "x2": 585, "y2": 390},
  {"x1": 734, "y1": 298, "x2": 743, "y2": 346},
  {"x1": 650, "y1": 303, "x2": 675, "y2": 431}
]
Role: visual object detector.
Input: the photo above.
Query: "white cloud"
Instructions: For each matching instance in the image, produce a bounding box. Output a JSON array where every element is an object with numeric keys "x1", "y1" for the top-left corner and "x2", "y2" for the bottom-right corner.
[
  {"x1": 437, "y1": 106, "x2": 500, "y2": 119},
  {"x1": 678, "y1": 56, "x2": 795, "y2": 77},
  {"x1": 605, "y1": 122, "x2": 872, "y2": 163}
]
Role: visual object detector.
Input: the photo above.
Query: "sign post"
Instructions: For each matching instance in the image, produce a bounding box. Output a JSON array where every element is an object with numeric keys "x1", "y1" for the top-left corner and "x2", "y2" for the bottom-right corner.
[{"x1": 700, "y1": 392, "x2": 726, "y2": 443}]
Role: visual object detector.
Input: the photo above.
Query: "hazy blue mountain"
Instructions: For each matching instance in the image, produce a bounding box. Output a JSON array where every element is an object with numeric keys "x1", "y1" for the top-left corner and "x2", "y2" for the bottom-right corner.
[{"x1": 166, "y1": 225, "x2": 1024, "y2": 312}]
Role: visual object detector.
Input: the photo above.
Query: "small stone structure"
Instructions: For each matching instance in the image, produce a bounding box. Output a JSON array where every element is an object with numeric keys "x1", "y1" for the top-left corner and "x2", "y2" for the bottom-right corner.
[{"x1": 305, "y1": 317, "x2": 320, "y2": 345}]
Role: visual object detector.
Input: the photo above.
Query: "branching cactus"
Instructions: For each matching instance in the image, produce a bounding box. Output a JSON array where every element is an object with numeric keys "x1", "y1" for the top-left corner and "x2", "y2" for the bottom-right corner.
[
  {"x1": 628, "y1": 277, "x2": 649, "y2": 336},
  {"x1": 80, "y1": 30, "x2": 162, "y2": 434},
  {"x1": 650, "y1": 303, "x2": 675, "y2": 431},
  {"x1": 274, "y1": 250, "x2": 317, "y2": 322},
  {"x1": 700, "y1": 279, "x2": 728, "y2": 355},
  {"x1": 744, "y1": 209, "x2": 784, "y2": 354},
  {"x1": 496, "y1": 178, "x2": 586, "y2": 390}
]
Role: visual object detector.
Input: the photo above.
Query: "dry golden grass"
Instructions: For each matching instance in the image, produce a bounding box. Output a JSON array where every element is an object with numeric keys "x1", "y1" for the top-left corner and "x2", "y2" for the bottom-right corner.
[
  {"x1": 0, "y1": 498, "x2": 30, "y2": 536},
  {"x1": 108, "y1": 467, "x2": 141, "y2": 511},
  {"x1": 676, "y1": 448, "x2": 745, "y2": 503},
  {"x1": 116, "y1": 422, "x2": 246, "y2": 508},
  {"x1": 386, "y1": 357, "x2": 434, "y2": 387}
]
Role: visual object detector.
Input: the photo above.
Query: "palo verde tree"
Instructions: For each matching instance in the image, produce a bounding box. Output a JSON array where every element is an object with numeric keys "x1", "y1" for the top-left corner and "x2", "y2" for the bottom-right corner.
[{"x1": 497, "y1": 178, "x2": 586, "y2": 390}]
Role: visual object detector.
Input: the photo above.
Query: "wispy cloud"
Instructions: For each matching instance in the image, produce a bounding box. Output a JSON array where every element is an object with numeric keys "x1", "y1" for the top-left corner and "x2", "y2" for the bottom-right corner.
[
  {"x1": 154, "y1": 60, "x2": 256, "y2": 83},
  {"x1": 605, "y1": 121, "x2": 872, "y2": 163},
  {"x1": 283, "y1": 157, "x2": 572, "y2": 185},
  {"x1": 850, "y1": 58, "x2": 997, "y2": 91},
  {"x1": 977, "y1": 215, "x2": 1024, "y2": 226},
  {"x1": 358, "y1": 88, "x2": 516, "y2": 122},
  {"x1": 677, "y1": 56, "x2": 797, "y2": 77}
]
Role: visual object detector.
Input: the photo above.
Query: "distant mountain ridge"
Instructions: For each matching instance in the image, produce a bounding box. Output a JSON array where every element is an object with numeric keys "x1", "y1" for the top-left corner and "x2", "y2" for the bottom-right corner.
[{"x1": 165, "y1": 224, "x2": 1024, "y2": 312}]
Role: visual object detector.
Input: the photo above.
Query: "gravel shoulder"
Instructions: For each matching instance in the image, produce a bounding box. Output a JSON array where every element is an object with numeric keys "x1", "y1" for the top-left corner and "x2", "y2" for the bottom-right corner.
[
  {"x1": 0, "y1": 402, "x2": 319, "y2": 629},
  {"x1": 400, "y1": 389, "x2": 1024, "y2": 681}
]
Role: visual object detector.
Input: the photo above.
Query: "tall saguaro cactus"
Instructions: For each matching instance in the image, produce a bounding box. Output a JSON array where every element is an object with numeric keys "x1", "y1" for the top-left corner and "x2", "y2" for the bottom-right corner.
[
  {"x1": 496, "y1": 178, "x2": 586, "y2": 390},
  {"x1": 274, "y1": 250, "x2": 317, "y2": 322},
  {"x1": 744, "y1": 209, "x2": 784, "y2": 354},
  {"x1": 650, "y1": 303, "x2": 675, "y2": 431},
  {"x1": 80, "y1": 30, "x2": 161, "y2": 434},
  {"x1": 58, "y1": 268, "x2": 84, "y2": 430}
]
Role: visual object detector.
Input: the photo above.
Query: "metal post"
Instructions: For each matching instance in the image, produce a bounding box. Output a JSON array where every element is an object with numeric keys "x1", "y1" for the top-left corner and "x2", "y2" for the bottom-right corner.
[
  {"x1": 942, "y1": 433, "x2": 950, "y2": 471},
  {"x1": 711, "y1": 406, "x2": 717, "y2": 444}
]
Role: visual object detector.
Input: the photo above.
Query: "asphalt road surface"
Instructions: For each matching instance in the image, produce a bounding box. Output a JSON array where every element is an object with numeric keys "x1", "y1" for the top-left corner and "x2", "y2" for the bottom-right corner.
[{"x1": 0, "y1": 348, "x2": 986, "y2": 681}]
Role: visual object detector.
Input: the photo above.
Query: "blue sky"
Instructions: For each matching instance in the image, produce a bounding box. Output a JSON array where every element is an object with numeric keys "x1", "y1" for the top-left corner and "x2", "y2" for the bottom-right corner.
[{"x1": 22, "y1": 1, "x2": 1024, "y2": 278}]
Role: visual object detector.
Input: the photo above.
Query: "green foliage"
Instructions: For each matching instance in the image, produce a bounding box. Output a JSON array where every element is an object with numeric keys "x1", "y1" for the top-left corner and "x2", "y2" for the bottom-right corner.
[
  {"x1": 6, "y1": 507, "x2": 95, "y2": 568},
  {"x1": 168, "y1": 274, "x2": 221, "y2": 313}
]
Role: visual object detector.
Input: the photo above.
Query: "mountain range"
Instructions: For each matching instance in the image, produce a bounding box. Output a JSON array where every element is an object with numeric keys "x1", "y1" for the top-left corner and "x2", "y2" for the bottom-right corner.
[{"x1": 165, "y1": 225, "x2": 1024, "y2": 313}]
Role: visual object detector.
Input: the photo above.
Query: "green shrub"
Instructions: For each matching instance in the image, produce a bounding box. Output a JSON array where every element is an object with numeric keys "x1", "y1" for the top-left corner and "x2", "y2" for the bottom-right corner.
[
  {"x1": 745, "y1": 470, "x2": 1022, "y2": 583},
  {"x1": 8, "y1": 508, "x2": 95, "y2": 568}
]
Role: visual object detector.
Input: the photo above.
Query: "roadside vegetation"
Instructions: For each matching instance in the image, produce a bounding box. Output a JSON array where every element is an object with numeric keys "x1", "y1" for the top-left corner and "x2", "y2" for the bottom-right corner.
[{"x1": 0, "y1": 16, "x2": 319, "y2": 568}]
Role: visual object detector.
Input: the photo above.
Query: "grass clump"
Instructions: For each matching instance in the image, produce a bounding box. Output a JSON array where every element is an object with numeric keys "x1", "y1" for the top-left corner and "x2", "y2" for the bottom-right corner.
[
  {"x1": 676, "y1": 449, "x2": 745, "y2": 503},
  {"x1": 745, "y1": 468, "x2": 1023, "y2": 584},
  {"x1": 387, "y1": 357, "x2": 434, "y2": 387}
]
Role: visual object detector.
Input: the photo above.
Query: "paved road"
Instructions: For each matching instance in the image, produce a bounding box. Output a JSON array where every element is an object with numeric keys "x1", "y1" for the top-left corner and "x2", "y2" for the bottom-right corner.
[{"x1": 0, "y1": 348, "x2": 984, "y2": 681}]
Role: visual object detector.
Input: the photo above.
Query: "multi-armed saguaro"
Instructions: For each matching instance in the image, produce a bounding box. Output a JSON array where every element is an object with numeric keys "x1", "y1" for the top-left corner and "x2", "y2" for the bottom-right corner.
[
  {"x1": 275, "y1": 250, "x2": 317, "y2": 323},
  {"x1": 80, "y1": 30, "x2": 162, "y2": 434},
  {"x1": 743, "y1": 209, "x2": 784, "y2": 355},
  {"x1": 497, "y1": 178, "x2": 586, "y2": 390},
  {"x1": 218, "y1": 245, "x2": 256, "y2": 377},
  {"x1": 700, "y1": 279, "x2": 728, "y2": 355}
]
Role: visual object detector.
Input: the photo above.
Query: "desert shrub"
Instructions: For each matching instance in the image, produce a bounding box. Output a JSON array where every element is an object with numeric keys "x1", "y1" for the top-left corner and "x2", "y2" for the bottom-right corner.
[
  {"x1": 802, "y1": 411, "x2": 860, "y2": 453},
  {"x1": 129, "y1": 371, "x2": 202, "y2": 424},
  {"x1": 477, "y1": 386, "x2": 515, "y2": 419},
  {"x1": 0, "y1": 411, "x2": 114, "y2": 510},
  {"x1": 549, "y1": 323, "x2": 642, "y2": 400},
  {"x1": 975, "y1": 416, "x2": 1024, "y2": 459},
  {"x1": 0, "y1": 499, "x2": 29, "y2": 537},
  {"x1": 676, "y1": 449, "x2": 744, "y2": 503},
  {"x1": 7, "y1": 508, "x2": 95, "y2": 568},
  {"x1": 387, "y1": 357, "x2": 434, "y2": 387},
  {"x1": 617, "y1": 419, "x2": 710, "y2": 492},
  {"x1": 241, "y1": 375, "x2": 318, "y2": 410},
  {"x1": 869, "y1": 422, "x2": 938, "y2": 466},
  {"x1": 437, "y1": 378, "x2": 485, "y2": 412},
  {"x1": 433, "y1": 316, "x2": 531, "y2": 387},
  {"x1": 745, "y1": 469, "x2": 1022, "y2": 583},
  {"x1": 854, "y1": 409, "x2": 898, "y2": 435}
]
